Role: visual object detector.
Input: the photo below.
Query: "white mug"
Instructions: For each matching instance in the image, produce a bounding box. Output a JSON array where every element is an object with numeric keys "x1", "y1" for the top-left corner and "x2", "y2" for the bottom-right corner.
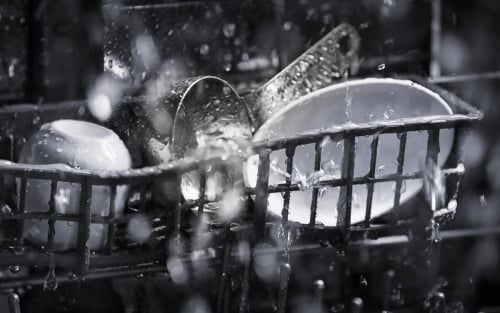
[{"x1": 19, "y1": 120, "x2": 132, "y2": 251}]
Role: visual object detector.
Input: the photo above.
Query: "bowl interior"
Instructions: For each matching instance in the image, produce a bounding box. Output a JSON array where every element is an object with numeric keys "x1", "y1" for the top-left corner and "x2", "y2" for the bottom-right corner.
[{"x1": 245, "y1": 78, "x2": 454, "y2": 226}]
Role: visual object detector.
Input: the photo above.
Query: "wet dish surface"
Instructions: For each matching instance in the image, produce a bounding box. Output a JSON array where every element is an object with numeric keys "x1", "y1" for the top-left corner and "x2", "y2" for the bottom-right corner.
[{"x1": 245, "y1": 78, "x2": 454, "y2": 226}]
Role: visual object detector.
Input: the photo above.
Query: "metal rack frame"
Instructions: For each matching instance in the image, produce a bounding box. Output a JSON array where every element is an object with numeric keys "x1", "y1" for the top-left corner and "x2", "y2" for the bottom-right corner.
[{"x1": 0, "y1": 78, "x2": 481, "y2": 300}]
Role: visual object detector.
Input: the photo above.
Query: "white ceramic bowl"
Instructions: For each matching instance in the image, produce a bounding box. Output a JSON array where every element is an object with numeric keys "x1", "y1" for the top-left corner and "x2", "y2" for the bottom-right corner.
[
  {"x1": 19, "y1": 120, "x2": 132, "y2": 251},
  {"x1": 244, "y1": 78, "x2": 453, "y2": 226}
]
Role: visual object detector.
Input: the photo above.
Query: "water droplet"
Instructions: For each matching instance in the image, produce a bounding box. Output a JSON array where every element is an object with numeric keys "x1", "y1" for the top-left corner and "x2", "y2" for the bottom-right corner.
[
  {"x1": 55, "y1": 188, "x2": 70, "y2": 212},
  {"x1": 447, "y1": 199, "x2": 457, "y2": 211},
  {"x1": 359, "y1": 22, "x2": 370, "y2": 29},
  {"x1": 9, "y1": 265, "x2": 20, "y2": 273},
  {"x1": 480, "y1": 194, "x2": 487, "y2": 207},
  {"x1": 32, "y1": 116, "x2": 40, "y2": 125},
  {"x1": 56, "y1": 148, "x2": 63, "y2": 153},
  {"x1": 377, "y1": 63, "x2": 386, "y2": 71},
  {"x1": 1, "y1": 204, "x2": 12, "y2": 214},
  {"x1": 320, "y1": 136, "x2": 331, "y2": 148},
  {"x1": 13, "y1": 246, "x2": 25, "y2": 254},
  {"x1": 88, "y1": 94, "x2": 112, "y2": 122},
  {"x1": 222, "y1": 23, "x2": 236, "y2": 38},
  {"x1": 126, "y1": 214, "x2": 152, "y2": 244},
  {"x1": 283, "y1": 21, "x2": 292, "y2": 31},
  {"x1": 199, "y1": 43, "x2": 210, "y2": 55},
  {"x1": 392, "y1": 180, "x2": 407, "y2": 194},
  {"x1": 8, "y1": 59, "x2": 17, "y2": 78},
  {"x1": 377, "y1": 164, "x2": 386, "y2": 172},
  {"x1": 78, "y1": 106, "x2": 85, "y2": 116},
  {"x1": 359, "y1": 275, "x2": 368, "y2": 287}
]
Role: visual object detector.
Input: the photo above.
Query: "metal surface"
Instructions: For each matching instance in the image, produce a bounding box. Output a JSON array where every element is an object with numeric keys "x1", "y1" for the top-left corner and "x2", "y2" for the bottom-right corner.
[{"x1": 242, "y1": 23, "x2": 360, "y2": 127}]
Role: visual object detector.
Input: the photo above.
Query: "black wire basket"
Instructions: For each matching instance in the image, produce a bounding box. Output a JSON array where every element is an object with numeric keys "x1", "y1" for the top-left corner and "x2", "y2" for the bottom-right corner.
[{"x1": 0, "y1": 77, "x2": 481, "y2": 300}]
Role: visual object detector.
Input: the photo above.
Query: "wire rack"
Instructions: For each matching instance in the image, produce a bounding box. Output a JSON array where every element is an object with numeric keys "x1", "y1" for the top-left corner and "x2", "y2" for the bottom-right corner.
[{"x1": 0, "y1": 77, "x2": 481, "y2": 305}]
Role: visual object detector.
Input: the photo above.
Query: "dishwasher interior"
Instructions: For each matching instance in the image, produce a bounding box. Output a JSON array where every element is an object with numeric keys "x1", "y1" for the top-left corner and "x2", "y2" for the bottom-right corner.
[{"x1": 0, "y1": 1, "x2": 499, "y2": 313}]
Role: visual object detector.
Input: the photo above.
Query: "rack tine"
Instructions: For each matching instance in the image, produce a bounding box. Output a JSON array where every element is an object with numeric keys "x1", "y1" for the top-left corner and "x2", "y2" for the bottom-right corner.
[
  {"x1": 47, "y1": 180, "x2": 58, "y2": 252},
  {"x1": 105, "y1": 184, "x2": 117, "y2": 254},
  {"x1": 382, "y1": 269, "x2": 395, "y2": 310},
  {"x1": 310, "y1": 141, "x2": 322, "y2": 227},
  {"x1": 426, "y1": 128, "x2": 440, "y2": 164},
  {"x1": 171, "y1": 173, "x2": 182, "y2": 255},
  {"x1": 18, "y1": 177, "x2": 27, "y2": 213},
  {"x1": 448, "y1": 125, "x2": 468, "y2": 204},
  {"x1": 238, "y1": 259, "x2": 250, "y2": 313},
  {"x1": 364, "y1": 136, "x2": 379, "y2": 228},
  {"x1": 277, "y1": 262, "x2": 291, "y2": 313},
  {"x1": 282, "y1": 146, "x2": 295, "y2": 225},
  {"x1": 254, "y1": 149, "x2": 271, "y2": 241},
  {"x1": 282, "y1": 146, "x2": 295, "y2": 259},
  {"x1": 351, "y1": 297, "x2": 363, "y2": 313},
  {"x1": 77, "y1": 179, "x2": 92, "y2": 277},
  {"x1": 197, "y1": 169, "x2": 207, "y2": 230},
  {"x1": 139, "y1": 183, "x2": 147, "y2": 211},
  {"x1": 336, "y1": 136, "x2": 355, "y2": 238},
  {"x1": 216, "y1": 223, "x2": 232, "y2": 313},
  {"x1": 424, "y1": 128, "x2": 442, "y2": 215},
  {"x1": 312, "y1": 279, "x2": 325, "y2": 313},
  {"x1": 16, "y1": 176, "x2": 28, "y2": 246},
  {"x1": 391, "y1": 132, "x2": 407, "y2": 227},
  {"x1": 7, "y1": 293, "x2": 21, "y2": 313}
]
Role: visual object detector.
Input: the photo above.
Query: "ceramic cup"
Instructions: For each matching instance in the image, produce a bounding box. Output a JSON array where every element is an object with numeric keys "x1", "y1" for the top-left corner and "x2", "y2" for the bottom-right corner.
[{"x1": 19, "y1": 119, "x2": 132, "y2": 251}]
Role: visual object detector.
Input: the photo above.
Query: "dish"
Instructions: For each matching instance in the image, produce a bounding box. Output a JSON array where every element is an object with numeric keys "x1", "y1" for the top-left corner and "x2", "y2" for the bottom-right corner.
[
  {"x1": 244, "y1": 78, "x2": 454, "y2": 226},
  {"x1": 19, "y1": 120, "x2": 132, "y2": 250}
]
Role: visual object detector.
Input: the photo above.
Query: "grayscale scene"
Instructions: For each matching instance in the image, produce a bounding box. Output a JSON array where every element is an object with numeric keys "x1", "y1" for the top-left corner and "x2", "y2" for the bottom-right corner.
[{"x1": 0, "y1": 1, "x2": 499, "y2": 312}]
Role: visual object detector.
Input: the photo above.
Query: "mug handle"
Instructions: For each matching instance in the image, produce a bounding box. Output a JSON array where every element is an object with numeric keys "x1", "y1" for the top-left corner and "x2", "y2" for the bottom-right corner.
[{"x1": 242, "y1": 23, "x2": 361, "y2": 128}]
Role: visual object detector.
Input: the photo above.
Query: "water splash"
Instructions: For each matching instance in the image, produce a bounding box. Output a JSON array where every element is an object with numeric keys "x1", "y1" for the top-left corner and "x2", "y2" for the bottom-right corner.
[
  {"x1": 270, "y1": 162, "x2": 291, "y2": 180},
  {"x1": 293, "y1": 165, "x2": 326, "y2": 191},
  {"x1": 205, "y1": 171, "x2": 224, "y2": 202},
  {"x1": 218, "y1": 188, "x2": 244, "y2": 220},
  {"x1": 423, "y1": 159, "x2": 445, "y2": 211},
  {"x1": 54, "y1": 188, "x2": 70, "y2": 213},
  {"x1": 321, "y1": 159, "x2": 341, "y2": 178},
  {"x1": 43, "y1": 268, "x2": 58, "y2": 291},
  {"x1": 345, "y1": 84, "x2": 353, "y2": 121}
]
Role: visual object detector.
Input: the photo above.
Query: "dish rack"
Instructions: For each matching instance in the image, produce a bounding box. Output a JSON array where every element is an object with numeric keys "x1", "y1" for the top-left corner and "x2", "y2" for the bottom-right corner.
[{"x1": 0, "y1": 76, "x2": 481, "y2": 312}]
